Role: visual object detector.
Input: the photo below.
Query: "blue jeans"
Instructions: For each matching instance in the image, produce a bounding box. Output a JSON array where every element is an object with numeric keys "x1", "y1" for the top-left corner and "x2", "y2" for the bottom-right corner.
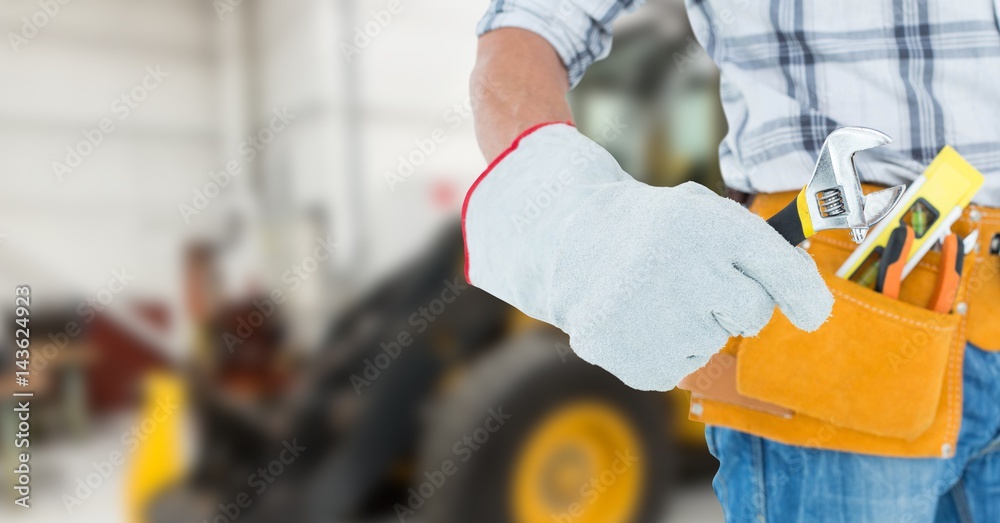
[{"x1": 706, "y1": 343, "x2": 1000, "y2": 523}]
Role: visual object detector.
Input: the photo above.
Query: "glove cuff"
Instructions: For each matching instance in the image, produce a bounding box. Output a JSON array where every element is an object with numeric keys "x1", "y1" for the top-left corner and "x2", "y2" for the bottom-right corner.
[
  {"x1": 462, "y1": 122, "x2": 630, "y2": 322},
  {"x1": 461, "y1": 121, "x2": 570, "y2": 282}
]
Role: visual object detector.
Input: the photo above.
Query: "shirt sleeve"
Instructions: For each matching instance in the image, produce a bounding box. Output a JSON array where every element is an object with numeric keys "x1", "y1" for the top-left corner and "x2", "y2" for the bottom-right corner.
[{"x1": 476, "y1": 0, "x2": 644, "y2": 88}]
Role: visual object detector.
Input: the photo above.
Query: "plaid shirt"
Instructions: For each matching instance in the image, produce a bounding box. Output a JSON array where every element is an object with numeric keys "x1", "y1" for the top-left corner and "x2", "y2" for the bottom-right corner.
[{"x1": 477, "y1": 0, "x2": 1000, "y2": 205}]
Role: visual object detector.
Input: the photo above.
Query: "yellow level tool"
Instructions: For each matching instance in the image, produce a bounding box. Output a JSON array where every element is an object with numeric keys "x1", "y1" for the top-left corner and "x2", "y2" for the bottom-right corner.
[{"x1": 836, "y1": 146, "x2": 984, "y2": 283}]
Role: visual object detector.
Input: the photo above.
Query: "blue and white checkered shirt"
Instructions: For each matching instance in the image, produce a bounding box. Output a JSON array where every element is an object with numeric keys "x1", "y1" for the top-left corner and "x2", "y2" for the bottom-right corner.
[{"x1": 477, "y1": 0, "x2": 1000, "y2": 205}]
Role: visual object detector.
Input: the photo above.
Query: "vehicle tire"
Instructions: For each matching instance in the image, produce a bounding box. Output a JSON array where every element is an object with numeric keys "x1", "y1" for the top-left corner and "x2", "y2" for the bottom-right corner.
[{"x1": 417, "y1": 330, "x2": 673, "y2": 523}]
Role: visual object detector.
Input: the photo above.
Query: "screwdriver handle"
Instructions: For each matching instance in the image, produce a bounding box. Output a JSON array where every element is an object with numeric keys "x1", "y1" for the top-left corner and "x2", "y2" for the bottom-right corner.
[{"x1": 765, "y1": 189, "x2": 811, "y2": 246}]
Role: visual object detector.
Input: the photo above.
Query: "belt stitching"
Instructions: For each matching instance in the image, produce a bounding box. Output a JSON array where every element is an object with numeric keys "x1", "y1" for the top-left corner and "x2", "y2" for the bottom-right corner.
[
  {"x1": 944, "y1": 235, "x2": 975, "y2": 455},
  {"x1": 829, "y1": 289, "x2": 953, "y2": 330}
]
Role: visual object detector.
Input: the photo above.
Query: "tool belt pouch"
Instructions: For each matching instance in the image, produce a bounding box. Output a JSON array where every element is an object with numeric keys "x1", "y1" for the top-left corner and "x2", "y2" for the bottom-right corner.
[{"x1": 683, "y1": 190, "x2": 972, "y2": 459}]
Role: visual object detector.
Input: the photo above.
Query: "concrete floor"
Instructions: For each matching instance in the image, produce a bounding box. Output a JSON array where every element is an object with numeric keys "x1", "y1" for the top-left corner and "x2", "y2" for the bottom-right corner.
[
  {"x1": 2, "y1": 414, "x2": 724, "y2": 523},
  {"x1": 660, "y1": 484, "x2": 724, "y2": 523},
  {"x1": 2, "y1": 417, "x2": 132, "y2": 523}
]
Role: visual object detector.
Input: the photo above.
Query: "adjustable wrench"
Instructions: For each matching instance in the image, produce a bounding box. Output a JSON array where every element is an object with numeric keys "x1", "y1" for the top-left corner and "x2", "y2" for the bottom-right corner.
[{"x1": 766, "y1": 127, "x2": 906, "y2": 246}]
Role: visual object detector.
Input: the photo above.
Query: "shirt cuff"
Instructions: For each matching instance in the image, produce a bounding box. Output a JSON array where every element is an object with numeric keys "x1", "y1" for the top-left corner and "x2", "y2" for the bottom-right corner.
[{"x1": 476, "y1": 4, "x2": 615, "y2": 88}]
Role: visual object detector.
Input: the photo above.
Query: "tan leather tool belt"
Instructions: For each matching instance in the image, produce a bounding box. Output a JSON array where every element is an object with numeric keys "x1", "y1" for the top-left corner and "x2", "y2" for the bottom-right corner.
[{"x1": 680, "y1": 186, "x2": 1000, "y2": 458}]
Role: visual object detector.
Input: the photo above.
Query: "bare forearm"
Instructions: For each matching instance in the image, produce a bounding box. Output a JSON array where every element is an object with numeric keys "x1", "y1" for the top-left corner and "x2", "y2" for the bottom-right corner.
[{"x1": 471, "y1": 28, "x2": 573, "y2": 161}]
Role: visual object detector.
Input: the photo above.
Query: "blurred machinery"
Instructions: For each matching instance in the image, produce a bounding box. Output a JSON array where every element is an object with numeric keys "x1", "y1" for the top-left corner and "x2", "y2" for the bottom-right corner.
[
  {"x1": 571, "y1": 0, "x2": 725, "y2": 193},
  {"x1": 0, "y1": 0, "x2": 725, "y2": 520},
  {"x1": 147, "y1": 223, "x2": 695, "y2": 523},
  {"x1": 142, "y1": 6, "x2": 726, "y2": 521}
]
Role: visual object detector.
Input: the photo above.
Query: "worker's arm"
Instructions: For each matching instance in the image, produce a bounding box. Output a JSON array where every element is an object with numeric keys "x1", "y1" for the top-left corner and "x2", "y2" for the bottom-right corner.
[
  {"x1": 471, "y1": 0, "x2": 646, "y2": 159},
  {"x1": 471, "y1": 28, "x2": 572, "y2": 161},
  {"x1": 463, "y1": 5, "x2": 833, "y2": 392}
]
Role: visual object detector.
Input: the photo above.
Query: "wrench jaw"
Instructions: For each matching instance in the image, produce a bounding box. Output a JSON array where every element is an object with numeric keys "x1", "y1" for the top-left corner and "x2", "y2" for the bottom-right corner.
[
  {"x1": 859, "y1": 184, "x2": 907, "y2": 232},
  {"x1": 850, "y1": 228, "x2": 868, "y2": 244},
  {"x1": 801, "y1": 127, "x2": 901, "y2": 243}
]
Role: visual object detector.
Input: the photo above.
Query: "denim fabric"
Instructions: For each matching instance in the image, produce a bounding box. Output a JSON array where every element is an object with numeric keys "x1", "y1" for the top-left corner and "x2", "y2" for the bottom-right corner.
[{"x1": 706, "y1": 343, "x2": 1000, "y2": 523}]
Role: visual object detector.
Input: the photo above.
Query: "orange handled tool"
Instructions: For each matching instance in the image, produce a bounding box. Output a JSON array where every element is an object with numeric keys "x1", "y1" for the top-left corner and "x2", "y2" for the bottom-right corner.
[
  {"x1": 874, "y1": 225, "x2": 915, "y2": 299},
  {"x1": 928, "y1": 234, "x2": 964, "y2": 313}
]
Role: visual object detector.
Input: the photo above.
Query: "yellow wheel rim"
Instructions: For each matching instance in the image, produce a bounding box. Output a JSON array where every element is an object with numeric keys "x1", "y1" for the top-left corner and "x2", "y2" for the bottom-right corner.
[{"x1": 512, "y1": 401, "x2": 646, "y2": 523}]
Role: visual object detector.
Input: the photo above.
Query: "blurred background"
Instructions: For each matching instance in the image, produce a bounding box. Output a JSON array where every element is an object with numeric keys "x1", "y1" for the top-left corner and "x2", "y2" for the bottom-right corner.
[{"x1": 0, "y1": 0, "x2": 727, "y2": 521}]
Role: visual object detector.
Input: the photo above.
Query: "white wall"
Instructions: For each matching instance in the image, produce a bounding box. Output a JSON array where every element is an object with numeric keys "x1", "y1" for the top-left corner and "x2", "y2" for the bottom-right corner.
[
  {"x1": 0, "y1": 0, "x2": 495, "y2": 354},
  {"x1": 0, "y1": 0, "x2": 220, "y2": 320}
]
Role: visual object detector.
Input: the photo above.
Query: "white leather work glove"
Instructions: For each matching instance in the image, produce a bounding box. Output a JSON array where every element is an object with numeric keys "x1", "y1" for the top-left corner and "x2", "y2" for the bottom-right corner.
[{"x1": 462, "y1": 123, "x2": 833, "y2": 391}]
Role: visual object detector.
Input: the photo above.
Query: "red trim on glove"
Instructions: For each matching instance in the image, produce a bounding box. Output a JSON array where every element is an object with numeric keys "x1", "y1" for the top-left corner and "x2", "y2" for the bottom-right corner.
[{"x1": 461, "y1": 121, "x2": 573, "y2": 284}]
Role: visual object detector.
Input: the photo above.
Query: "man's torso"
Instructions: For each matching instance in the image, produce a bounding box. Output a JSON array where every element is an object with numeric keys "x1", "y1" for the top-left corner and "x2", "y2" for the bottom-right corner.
[{"x1": 686, "y1": 0, "x2": 1000, "y2": 205}]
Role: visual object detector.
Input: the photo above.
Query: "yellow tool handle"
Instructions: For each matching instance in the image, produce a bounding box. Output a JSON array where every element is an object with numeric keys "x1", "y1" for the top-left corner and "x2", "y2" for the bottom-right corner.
[{"x1": 765, "y1": 188, "x2": 814, "y2": 246}]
